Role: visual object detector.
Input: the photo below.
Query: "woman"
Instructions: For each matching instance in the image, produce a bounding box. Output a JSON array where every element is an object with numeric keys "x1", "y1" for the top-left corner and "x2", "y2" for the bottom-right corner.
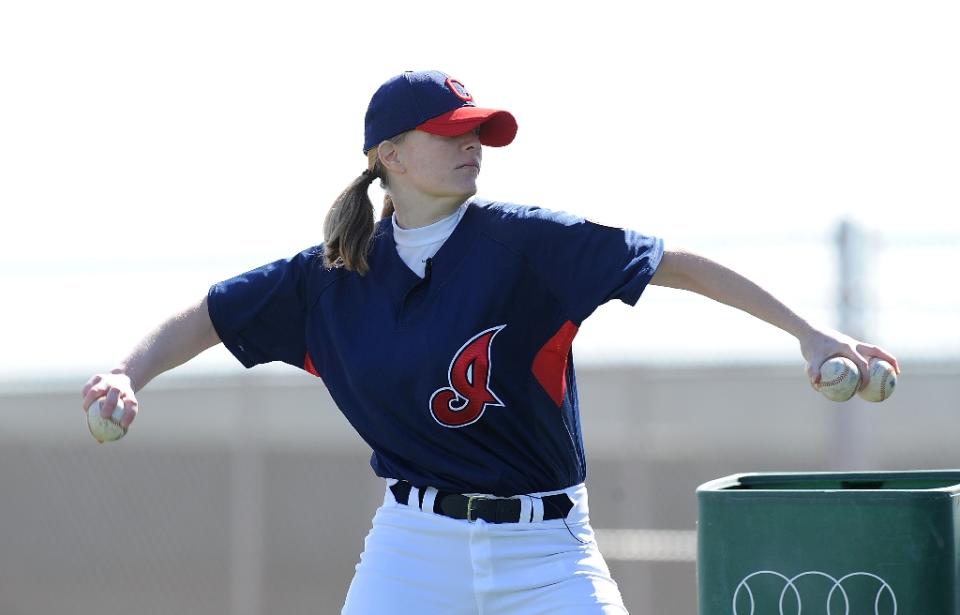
[{"x1": 81, "y1": 70, "x2": 899, "y2": 613}]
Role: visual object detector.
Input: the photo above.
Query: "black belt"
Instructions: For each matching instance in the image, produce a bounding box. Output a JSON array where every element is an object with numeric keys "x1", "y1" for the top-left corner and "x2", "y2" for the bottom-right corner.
[{"x1": 389, "y1": 480, "x2": 574, "y2": 524}]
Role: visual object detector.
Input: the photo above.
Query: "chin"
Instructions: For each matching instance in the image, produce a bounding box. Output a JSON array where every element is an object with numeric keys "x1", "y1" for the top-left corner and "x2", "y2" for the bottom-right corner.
[
  {"x1": 427, "y1": 179, "x2": 477, "y2": 200},
  {"x1": 444, "y1": 183, "x2": 477, "y2": 199},
  {"x1": 462, "y1": 177, "x2": 479, "y2": 194}
]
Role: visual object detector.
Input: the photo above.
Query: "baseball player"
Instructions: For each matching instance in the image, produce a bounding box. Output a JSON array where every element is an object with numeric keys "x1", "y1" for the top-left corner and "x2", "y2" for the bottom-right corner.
[{"x1": 81, "y1": 70, "x2": 899, "y2": 613}]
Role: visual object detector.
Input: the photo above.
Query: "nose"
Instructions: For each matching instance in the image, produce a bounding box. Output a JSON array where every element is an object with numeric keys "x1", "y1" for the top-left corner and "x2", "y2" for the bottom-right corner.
[{"x1": 461, "y1": 127, "x2": 482, "y2": 149}]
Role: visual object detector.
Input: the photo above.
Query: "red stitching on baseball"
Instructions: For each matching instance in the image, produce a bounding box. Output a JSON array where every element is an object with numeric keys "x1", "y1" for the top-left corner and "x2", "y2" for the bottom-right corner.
[{"x1": 821, "y1": 365, "x2": 850, "y2": 388}]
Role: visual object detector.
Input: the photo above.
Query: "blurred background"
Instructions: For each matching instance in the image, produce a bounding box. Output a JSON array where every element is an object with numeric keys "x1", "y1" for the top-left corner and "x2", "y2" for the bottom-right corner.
[{"x1": 1, "y1": 1, "x2": 957, "y2": 613}]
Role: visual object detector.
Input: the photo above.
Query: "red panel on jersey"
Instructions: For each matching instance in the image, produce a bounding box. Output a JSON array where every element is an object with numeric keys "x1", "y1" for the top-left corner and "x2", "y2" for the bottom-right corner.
[
  {"x1": 304, "y1": 352, "x2": 321, "y2": 377},
  {"x1": 532, "y1": 320, "x2": 579, "y2": 407}
]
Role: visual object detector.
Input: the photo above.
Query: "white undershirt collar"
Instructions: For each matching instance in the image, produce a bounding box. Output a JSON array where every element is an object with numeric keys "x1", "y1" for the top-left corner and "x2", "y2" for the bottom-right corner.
[{"x1": 391, "y1": 200, "x2": 470, "y2": 277}]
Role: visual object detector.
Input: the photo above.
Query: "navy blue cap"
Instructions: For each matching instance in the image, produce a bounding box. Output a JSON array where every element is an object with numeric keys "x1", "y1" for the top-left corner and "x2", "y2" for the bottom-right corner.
[{"x1": 363, "y1": 70, "x2": 517, "y2": 153}]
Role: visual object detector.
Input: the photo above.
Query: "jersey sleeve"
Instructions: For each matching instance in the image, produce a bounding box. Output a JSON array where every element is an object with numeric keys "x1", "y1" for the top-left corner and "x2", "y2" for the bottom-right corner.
[
  {"x1": 206, "y1": 247, "x2": 322, "y2": 370},
  {"x1": 519, "y1": 207, "x2": 664, "y2": 324}
]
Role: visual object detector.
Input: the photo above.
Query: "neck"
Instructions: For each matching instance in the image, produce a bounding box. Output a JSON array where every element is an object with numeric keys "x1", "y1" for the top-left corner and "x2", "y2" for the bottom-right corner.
[{"x1": 391, "y1": 194, "x2": 472, "y2": 229}]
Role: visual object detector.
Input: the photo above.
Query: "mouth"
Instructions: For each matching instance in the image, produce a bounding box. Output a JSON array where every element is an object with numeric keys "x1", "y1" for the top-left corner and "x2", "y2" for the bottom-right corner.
[{"x1": 457, "y1": 162, "x2": 481, "y2": 171}]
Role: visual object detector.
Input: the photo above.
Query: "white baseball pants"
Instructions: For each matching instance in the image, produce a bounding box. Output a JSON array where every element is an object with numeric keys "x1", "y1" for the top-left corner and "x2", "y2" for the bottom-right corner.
[{"x1": 341, "y1": 481, "x2": 628, "y2": 614}]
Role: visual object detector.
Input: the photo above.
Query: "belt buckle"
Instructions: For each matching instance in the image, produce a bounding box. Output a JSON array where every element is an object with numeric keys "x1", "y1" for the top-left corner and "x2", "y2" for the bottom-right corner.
[{"x1": 465, "y1": 495, "x2": 491, "y2": 522}]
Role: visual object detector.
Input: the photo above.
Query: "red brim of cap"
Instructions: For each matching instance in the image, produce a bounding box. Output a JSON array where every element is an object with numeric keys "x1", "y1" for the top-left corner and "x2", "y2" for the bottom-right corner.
[{"x1": 417, "y1": 107, "x2": 518, "y2": 147}]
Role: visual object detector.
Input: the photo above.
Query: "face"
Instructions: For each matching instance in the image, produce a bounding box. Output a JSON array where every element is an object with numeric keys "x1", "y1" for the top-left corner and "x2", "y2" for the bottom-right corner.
[{"x1": 383, "y1": 128, "x2": 483, "y2": 201}]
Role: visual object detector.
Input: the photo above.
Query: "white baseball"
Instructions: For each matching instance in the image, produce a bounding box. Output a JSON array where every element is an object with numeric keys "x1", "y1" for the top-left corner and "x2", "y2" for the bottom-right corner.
[
  {"x1": 817, "y1": 357, "x2": 861, "y2": 402},
  {"x1": 858, "y1": 358, "x2": 897, "y2": 402},
  {"x1": 87, "y1": 398, "x2": 127, "y2": 443}
]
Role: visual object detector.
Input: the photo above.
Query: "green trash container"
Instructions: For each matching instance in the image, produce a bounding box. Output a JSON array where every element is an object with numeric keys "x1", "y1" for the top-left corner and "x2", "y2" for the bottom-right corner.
[{"x1": 697, "y1": 470, "x2": 960, "y2": 614}]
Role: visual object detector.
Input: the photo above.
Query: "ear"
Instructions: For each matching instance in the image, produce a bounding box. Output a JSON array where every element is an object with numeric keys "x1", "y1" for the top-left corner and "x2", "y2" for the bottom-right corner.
[{"x1": 377, "y1": 141, "x2": 405, "y2": 175}]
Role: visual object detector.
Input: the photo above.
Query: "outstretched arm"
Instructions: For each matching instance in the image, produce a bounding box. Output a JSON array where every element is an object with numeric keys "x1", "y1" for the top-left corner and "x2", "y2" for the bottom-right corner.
[
  {"x1": 80, "y1": 294, "x2": 222, "y2": 430},
  {"x1": 649, "y1": 248, "x2": 900, "y2": 387}
]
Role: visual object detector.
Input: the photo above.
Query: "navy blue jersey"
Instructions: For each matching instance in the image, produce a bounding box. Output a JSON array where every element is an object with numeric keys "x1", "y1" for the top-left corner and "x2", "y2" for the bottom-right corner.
[{"x1": 208, "y1": 199, "x2": 663, "y2": 496}]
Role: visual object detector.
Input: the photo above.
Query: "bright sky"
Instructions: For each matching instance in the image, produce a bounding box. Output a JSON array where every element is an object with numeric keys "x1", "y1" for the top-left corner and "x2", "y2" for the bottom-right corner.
[{"x1": 1, "y1": 1, "x2": 957, "y2": 383}]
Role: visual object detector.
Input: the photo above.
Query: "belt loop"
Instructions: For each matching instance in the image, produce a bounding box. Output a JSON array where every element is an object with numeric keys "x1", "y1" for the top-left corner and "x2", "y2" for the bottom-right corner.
[
  {"x1": 530, "y1": 496, "x2": 545, "y2": 523},
  {"x1": 421, "y1": 486, "x2": 438, "y2": 513},
  {"x1": 518, "y1": 496, "x2": 533, "y2": 524},
  {"x1": 409, "y1": 486, "x2": 421, "y2": 510}
]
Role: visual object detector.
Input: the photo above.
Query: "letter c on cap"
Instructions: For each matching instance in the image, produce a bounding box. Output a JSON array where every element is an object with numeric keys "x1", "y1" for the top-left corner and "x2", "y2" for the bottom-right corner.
[{"x1": 446, "y1": 78, "x2": 473, "y2": 102}]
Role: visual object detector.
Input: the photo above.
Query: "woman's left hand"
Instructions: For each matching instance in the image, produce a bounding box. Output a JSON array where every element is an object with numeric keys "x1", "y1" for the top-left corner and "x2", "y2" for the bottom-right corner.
[{"x1": 797, "y1": 326, "x2": 901, "y2": 391}]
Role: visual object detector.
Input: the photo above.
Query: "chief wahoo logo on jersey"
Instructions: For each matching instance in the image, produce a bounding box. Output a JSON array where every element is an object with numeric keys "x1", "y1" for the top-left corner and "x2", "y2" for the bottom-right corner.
[{"x1": 430, "y1": 325, "x2": 506, "y2": 428}]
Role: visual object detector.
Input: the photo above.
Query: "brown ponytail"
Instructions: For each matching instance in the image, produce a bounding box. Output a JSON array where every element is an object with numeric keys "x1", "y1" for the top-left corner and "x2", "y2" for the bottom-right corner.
[{"x1": 323, "y1": 137, "x2": 404, "y2": 275}]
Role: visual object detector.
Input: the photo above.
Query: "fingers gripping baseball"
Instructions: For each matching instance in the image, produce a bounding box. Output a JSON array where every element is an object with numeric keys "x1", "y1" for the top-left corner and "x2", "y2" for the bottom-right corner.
[
  {"x1": 854, "y1": 343, "x2": 901, "y2": 375},
  {"x1": 799, "y1": 328, "x2": 898, "y2": 392},
  {"x1": 81, "y1": 372, "x2": 139, "y2": 431},
  {"x1": 800, "y1": 329, "x2": 864, "y2": 388}
]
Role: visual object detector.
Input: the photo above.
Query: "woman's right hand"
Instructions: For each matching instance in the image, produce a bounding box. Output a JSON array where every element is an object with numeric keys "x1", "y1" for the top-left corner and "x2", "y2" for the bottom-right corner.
[
  {"x1": 76, "y1": 295, "x2": 219, "y2": 436},
  {"x1": 81, "y1": 371, "x2": 139, "y2": 431}
]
